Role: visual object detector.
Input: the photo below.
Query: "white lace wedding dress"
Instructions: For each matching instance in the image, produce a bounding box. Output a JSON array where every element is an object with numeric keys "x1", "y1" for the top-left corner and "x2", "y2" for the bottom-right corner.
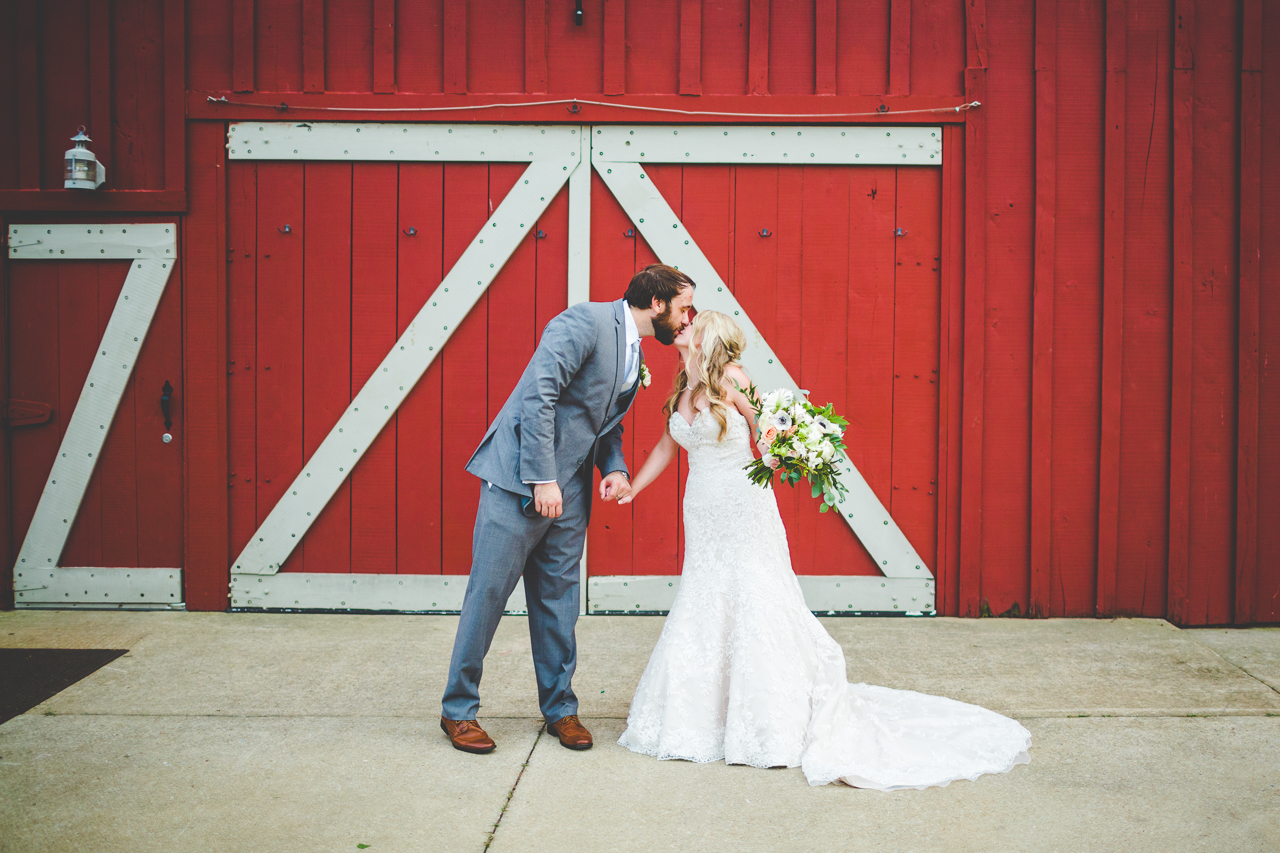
[{"x1": 618, "y1": 407, "x2": 1032, "y2": 790}]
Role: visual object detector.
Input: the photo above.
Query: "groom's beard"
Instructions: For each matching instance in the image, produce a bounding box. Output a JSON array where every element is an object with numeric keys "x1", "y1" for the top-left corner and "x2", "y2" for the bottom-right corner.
[{"x1": 652, "y1": 305, "x2": 683, "y2": 345}]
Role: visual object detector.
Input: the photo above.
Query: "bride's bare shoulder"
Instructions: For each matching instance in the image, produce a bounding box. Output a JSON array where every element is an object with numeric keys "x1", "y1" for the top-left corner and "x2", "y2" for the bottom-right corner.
[{"x1": 721, "y1": 362, "x2": 751, "y2": 390}]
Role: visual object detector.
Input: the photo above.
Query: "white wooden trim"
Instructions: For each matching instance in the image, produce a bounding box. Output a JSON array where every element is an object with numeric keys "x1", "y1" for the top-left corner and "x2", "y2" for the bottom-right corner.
[
  {"x1": 588, "y1": 575, "x2": 934, "y2": 614},
  {"x1": 230, "y1": 571, "x2": 931, "y2": 614},
  {"x1": 231, "y1": 158, "x2": 575, "y2": 575},
  {"x1": 592, "y1": 125, "x2": 942, "y2": 165},
  {"x1": 14, "y1": 567, "x2": 183, "y2": 607},
  {"x1": 231, "y1": 571, "x2": 530, "y2": 613},
  {"x1": 227, "y1": 122, "x2": 583, "y2": 162},
  {"x1": 593, "y1": 162, "x2": 933, "y2": 581},
  {"x1": 8, "y1": 224, "x2": 181, "y2": 607}
]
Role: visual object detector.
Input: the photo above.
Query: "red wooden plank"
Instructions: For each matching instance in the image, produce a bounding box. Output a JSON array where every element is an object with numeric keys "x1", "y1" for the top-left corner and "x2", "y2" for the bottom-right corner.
[
  {"x1": 134, "y1": 246, "x2": 184, "y2": 571},
  {"x1": 525, "y1": 0, "x2": 548, "y2": 93},
  {"x1": 164, "y1": 0, "x2": 185, "y2": 192},
  {"x1": 255, "y1": 162, "x2": 307, "y2": 573},
  {"x1": 1097, "y1": 0, "x2": 1126, "y2": 617},
  {"x1": 443, "y1": 0, "x2": 467, "y2": 94},
  {"x1": 1257, "y1": 0, "x2": 1280, "y2": 624},
  {"x1": 627, "y1": 0, "x2": 679, "y2": 94},
  {"x1": 1186, "y1": 1, "x2": 1239, "y2": 626},
  {"x1": 888, "y1": 0, "x2": 910, "y2": 96},
  {"x1": 630, "y1": 164, "x2": 682, "y2": 577},
  {"x1": 233, "y1": 0, "x2": 255, "y2": 92},
  {"x1": 183, "y1": 122, "x2": 230, "y2": 609},
  {"x1": 534, "y1": 185, "x2": 570, "y2": 338},
  {"x1": 772, "y1": 166, "x2": 805, "y2": 571},
  {"x1": 700, "y1": 0, "x2": 748, "y2": 95},
  {"x1": 891, "y1": 166, "x2": 942, "y2": 583},
  {"x1": 679, "y1": 0, "x2": 702, "y2": 95},
  {"x1": 1116, "y1": 2, "x2": 1172, "y2": 617},
  {"x1": 88, "y1": 0, "x2": 113, "y2": 183},
  {"x1": 374, "y1": 0, "x2": 396, "y2": 92},
  {"x1": 767, "y1": 0, "x2": 813, "y2": 95},
  {"x1": 301, "y1": 162, "x2": 352, "y2": 574},
  {"x1": 0, "y1": 13, "x2": 19, "y2": 191},
  {"x1": 304, "y1": 0, "x2": 326, "y2": 92},
  {"x1": 813, "y1": 0, "x2": 836, "y2": 95},
  {"x1": 112, "y1": 0, "x2": 166, "y2": 190},
  {"x1": 227, "y1": 161, "x2": 259, "y2": 574},
  {"x1": 395, "y1": 0, "x2": 443, "y2": 93},
  {"x1": 440, "y1": 162, "x2": 488, "y2": 574},
  {"x1": 40, "y1": 0, "x2": 90, "y2": 191},
  {"x1": 731, "y1": 166, "x2": 779, "y2": 562},
  {"x1": 7, "y1": 262, "x2": 61, "y2": 567},
  {"x1": 0, "y1": 191, "x2": 189, "y2": 212},
  {"x1": 256, "y1": 0, "x2": 304, "y2": 93},
  {"x1": 938, "y1": 124, "x2": 965, "y2": 614},
  {"x1": 968, "y1": 0, "x2": 989, "y2": 69},
  {"x1": 1174, "y1": 0, "x2": 1194, "y2": 71},
  {"x1": 795, "y1": 165, "x2": 850, "y2": 575},
  {"x1": 958, "y1": 66, "x2": 985, "y2": 618},
  {"x1": 326, "y1": 0, "x2": 374, "y2": 92},
  {"x1": 603, "y1": 0, "x2": 627, "y2": 95},
  {"x1": 833, "y1": 0, "x2": 885, "y2": 95},
  {"x1": 1236, "y1": 63, "x2": 1260, "y2": 623},
  {"x1": 910, "y1": 0, "x2": 965, "y2": 96},
  {"x1": 97, "y1": 262, "x2": 139, "y2": 568},
  {"x1": 396, "y1": 162, "x2": 445, "y2": 574},
  {"x1": 1167, "y1": 65, "x2": 1193, "y2": 625},
  {"x1": 747, "y1": 0, "x2": 768, "y2": 94},
  {"x1": 0, "y1": 223, "x2": 7, "y2": 603},
  {"x1": 1051, "y1": 0, "x2": 1105, "y2": 617},
  {"x1": 467, "y1": 0, "x2": 523, "y2": 94},
  {"x1": 586, "y1": 168, "x2": 635, "y2": 576},
  {"x1": 486, "y1": 161, "x2": 537, "y2": 471},
  {"x1": 186, "y1": 0, "x2": 233, "y2": 92},
  {"x1": 601, "y1": 0, "x2": 627, "y2": 94},
  {"x1": 1028, "y1": 0, "x2": 1055, "y2": 618},
  {"x1": 60, "y1": 261, "x2": 105, "y2": 568},
  {"x1": 842, "y1": 167, "x2": 895, "y2": 577},
  {"x1": 350, "y1": 162, "x2": 399, "y2": 573}
]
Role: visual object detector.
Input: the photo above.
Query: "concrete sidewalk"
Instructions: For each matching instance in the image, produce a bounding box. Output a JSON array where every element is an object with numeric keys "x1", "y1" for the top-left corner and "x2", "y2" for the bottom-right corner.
[{"x1": 1, "y1": 612, "x2": 1277, "y2": 853}]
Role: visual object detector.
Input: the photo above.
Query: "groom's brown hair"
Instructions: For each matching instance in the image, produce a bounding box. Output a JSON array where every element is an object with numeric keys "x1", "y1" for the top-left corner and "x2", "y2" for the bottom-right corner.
[{"x1": 624, "y1": 263, "x2": 695, "y2": 309}]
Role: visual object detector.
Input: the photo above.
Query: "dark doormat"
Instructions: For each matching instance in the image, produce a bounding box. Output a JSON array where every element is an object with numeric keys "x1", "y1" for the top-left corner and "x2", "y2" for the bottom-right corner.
[{"x1": 0, "y1": 648, "x2": 128, "y2": 724}]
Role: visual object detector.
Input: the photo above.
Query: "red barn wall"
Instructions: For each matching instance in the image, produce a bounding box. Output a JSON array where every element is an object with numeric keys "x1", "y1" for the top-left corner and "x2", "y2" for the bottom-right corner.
[{"x1": 0, "y1": 0, "x2": 1276, "y2": 624}]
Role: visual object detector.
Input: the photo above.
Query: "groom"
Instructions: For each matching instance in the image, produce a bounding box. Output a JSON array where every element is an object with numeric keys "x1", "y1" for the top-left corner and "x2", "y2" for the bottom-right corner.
[{"x1": 440, "y1": 264, "x2": 696, "y2": 754}]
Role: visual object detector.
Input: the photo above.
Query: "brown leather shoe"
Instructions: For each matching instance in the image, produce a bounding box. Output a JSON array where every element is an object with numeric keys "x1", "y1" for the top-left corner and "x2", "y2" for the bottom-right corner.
[
  {"x1": 546, "y1": 714, "x2": 593, "y2": 750},
  {"x1": 440, "y1": 717, "x2": 496, "y2": 754}
]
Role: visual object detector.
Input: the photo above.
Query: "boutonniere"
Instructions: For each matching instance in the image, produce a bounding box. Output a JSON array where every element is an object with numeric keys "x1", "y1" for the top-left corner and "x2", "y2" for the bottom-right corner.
[{"x1": 639, "y1": 363, "x2": 652, "y2": 389}]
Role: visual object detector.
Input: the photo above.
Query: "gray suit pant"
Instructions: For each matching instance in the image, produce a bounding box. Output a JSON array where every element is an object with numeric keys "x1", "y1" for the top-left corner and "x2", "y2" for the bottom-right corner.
[{"x1": 441, "y1": 471, "x2": 589, "y2": 722}]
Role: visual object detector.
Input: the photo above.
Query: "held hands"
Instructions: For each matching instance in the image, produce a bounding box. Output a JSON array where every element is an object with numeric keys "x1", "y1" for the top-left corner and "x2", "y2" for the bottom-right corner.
[{"x1": 600, "y1": 471, "x2": 633, "y2": 504}]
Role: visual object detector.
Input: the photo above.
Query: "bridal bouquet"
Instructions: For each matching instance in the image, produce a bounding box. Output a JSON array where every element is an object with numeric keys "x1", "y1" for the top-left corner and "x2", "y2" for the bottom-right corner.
[{"x1": 738, "y1": 384, "x2": 850, "y2": 512}]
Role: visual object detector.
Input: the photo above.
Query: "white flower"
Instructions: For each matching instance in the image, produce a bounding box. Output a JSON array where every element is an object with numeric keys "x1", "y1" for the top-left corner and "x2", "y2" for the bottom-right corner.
[
  {"x1": 820, "y1": 442, "x2": 836, "y2": 461},
  {"x1": 813, "y1": 415, "x2": 836, "y2": 434},
  {"x1": 768, "y1": 409, "x2": 793, "y2": 431},
  {"x1": 639, "y1": 363, "x2": 652, "y2": 388}
]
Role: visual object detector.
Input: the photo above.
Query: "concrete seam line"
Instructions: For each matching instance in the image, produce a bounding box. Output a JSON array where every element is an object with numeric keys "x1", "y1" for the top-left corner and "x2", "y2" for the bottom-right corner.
[
  {"x1": 484, "y1": 723, "x2": 544, "y2": 852},
  {"x1": 1179, "y1": 634, "x2": 1280, "y2": 698}
]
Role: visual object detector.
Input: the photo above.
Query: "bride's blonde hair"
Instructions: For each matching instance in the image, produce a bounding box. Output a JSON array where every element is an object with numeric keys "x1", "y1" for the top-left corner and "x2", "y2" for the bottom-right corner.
[{"x1": 662, "y1": 310, "x2": 747, "y2": 440}]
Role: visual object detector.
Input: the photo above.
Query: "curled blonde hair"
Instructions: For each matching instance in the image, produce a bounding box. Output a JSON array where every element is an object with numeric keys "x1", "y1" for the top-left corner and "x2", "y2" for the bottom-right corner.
[{"x1": 662, "y1": 310, "x2": 747, "y2": 440}]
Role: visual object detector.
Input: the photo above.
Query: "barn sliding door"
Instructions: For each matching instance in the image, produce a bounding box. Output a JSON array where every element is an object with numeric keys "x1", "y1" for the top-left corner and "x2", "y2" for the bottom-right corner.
[{"x1": 226, "y1": 123, "x2": 939, "y2": 616}]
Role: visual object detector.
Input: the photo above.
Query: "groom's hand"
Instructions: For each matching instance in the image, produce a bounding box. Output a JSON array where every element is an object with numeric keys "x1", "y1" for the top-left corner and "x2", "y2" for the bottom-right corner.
[
  {"x1": 533, "y1": 482, "x2": 563, "y2": 518},
  {"x1": 600, "y1": 471, "x2": 632, "y2": 503}
]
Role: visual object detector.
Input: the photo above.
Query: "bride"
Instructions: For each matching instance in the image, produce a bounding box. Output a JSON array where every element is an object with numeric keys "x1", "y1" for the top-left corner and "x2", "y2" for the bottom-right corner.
[{"x1": 616, "y1": 310, "x2": 1031, "y2": 790}]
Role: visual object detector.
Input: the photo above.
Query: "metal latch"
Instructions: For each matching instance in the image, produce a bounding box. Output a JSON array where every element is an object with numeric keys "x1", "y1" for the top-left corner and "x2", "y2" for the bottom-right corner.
[{"x1": 2, "y1": 400, "x2": 53, "y2": 428}]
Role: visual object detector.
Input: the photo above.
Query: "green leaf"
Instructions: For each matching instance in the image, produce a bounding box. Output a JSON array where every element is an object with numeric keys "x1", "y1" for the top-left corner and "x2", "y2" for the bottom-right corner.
[
  {"x1": 811, "y1": 481, "x2": 823, "y2": 499},
  {"x1": 819, "y1": 502, "x2": 829, "y2": 512},
  {"x1": 358, "y1": 845, "x2": 371, "y2": 849}
]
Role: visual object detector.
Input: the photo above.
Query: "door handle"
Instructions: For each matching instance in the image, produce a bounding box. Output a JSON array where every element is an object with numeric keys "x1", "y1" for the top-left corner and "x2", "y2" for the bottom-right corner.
[{"x1": 160, "y1": 380, "x2": 173, "y2": 430}]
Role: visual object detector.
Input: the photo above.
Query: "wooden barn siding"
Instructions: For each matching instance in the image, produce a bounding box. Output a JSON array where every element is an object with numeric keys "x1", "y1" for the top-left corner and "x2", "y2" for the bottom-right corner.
[{"x1": 2, "y1": 0, "x2": 1278, "y2": 623}]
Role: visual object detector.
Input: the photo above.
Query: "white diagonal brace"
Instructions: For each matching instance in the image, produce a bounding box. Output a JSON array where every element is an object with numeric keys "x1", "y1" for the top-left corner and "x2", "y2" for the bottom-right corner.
[
  {"x1": 9, "y1": 225, "x2": 178, "y2": 575},
  {"x1": 232, "y1": 157, "x2": 576, "y2": 575},
  {"x1": 594, "y1": 162, "x2": 932, "y2": 580}
]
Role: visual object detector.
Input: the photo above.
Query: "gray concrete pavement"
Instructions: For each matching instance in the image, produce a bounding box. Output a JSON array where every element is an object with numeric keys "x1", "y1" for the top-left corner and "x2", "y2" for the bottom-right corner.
[{"x1": 1, "y1": 611, "x2": 1277, "y2": 852}]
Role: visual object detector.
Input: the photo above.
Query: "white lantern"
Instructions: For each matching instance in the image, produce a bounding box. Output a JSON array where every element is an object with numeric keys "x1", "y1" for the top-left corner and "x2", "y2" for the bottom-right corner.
[{"x1": 64, "y1": 126, "x2": 106, "y2": 190}]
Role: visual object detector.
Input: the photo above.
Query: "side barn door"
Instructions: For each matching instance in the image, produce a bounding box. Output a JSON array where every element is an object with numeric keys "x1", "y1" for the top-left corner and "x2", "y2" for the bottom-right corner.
[{"x1": 6, "y1": 224, "x2": 183, "y2": 608}]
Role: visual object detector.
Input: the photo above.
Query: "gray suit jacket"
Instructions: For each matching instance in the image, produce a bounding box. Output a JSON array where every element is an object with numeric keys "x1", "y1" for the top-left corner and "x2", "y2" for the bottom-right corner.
[{"x1": 465, "y1": 299, "x2": 643, "y2": 497}]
